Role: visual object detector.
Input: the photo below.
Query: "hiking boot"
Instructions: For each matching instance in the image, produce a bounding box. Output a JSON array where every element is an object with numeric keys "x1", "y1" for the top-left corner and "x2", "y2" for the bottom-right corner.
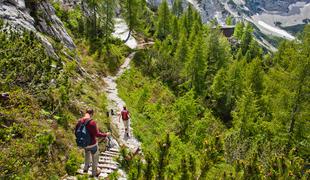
[
  {"x1": 91, "y1": 170, "x2": 100, "y2": 177},
  {"x1": 126, "y1": 132, "x2": 130, "y2": 137}
]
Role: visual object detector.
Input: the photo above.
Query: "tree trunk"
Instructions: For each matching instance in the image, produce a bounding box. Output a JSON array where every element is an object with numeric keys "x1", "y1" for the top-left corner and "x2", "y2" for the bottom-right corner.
[{"x1": 124, "y1": 30, "x2": 131, "y2": 43}]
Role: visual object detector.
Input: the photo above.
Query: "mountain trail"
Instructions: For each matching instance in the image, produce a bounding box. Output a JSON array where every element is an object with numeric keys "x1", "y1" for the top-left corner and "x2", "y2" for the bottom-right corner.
[{"x1": 63, "y1": 18, "x2": 152, "y2": 180}]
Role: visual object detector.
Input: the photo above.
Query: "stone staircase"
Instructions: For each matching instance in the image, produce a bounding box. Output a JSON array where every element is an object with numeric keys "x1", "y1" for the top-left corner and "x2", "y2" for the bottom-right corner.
[{"x1": 64, "y1": 145, "x2": 126, "y2": 180}]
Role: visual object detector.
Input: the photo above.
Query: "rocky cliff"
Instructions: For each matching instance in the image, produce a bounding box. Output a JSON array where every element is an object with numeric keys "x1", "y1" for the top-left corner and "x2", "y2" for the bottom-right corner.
[
  {"x1": 0, "y1": 0, "x2": 75, "y2": 57},
  {"x1": 245, "y1": 0, "x2": 310, "y2": 12}
]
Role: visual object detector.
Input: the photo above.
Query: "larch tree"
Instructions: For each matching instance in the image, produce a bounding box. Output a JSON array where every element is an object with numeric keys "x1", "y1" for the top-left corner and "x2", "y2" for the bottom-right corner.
[
  {"x1": 205, "y1": 29, "x2": 231, "y2": 90},
  {"x1": 100, "y1": 0, "x2": 116, "y2": 45},
  {"x1": 172, "y1": 0, "x2": 183, "y2": 17},
  {"x1": 264, "y1": 31, "x2": 310, "y2": 153},
  {"x1": 156, "y1": 0, "x2": 171, "y2": 40},
  {"x1": 122, "y1": 0, "x2": 139, "y2": 42},
  {"x1": 185, "y1": 32, "x2": 207, "y2": 96}
]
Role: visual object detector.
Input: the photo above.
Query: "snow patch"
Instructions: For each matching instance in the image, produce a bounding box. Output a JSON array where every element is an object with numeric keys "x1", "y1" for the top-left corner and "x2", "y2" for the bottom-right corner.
[
  {"x1": 112, "y1": 18, "x2": 138, "y2": 49},
  {"x1": 257, "y1": 20, "x2": 295, "y2": 40}
]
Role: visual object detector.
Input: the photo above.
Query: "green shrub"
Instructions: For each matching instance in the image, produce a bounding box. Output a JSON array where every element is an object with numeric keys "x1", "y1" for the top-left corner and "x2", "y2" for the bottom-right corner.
[
  {"x1": 65, "y1": 152, "x2": 81, "y2": 175},
  {"x1": 36, "y1": 131, "x2": 55, "y2": 156}
]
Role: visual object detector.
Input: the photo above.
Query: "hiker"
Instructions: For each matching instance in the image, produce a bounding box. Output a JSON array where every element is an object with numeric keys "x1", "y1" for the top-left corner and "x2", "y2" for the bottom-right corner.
[
  {"x1": 119, "y1": 106, "x2": 130, "y2": 137},
  {"x1": 75, "y1": 109, "x2": 110, "y2": 177}
]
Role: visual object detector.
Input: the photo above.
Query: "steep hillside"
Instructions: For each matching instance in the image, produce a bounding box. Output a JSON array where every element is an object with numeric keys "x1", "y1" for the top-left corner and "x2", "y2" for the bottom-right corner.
[
  {"x1": 0, "y1": 0, "x2": 131, "y2": 178},
  {"x1": 148, "y1": 0, "x2": 310, "y2": 49},
  {"x1": 1, "y1": 0, "x2": 309, "y2": 179}
]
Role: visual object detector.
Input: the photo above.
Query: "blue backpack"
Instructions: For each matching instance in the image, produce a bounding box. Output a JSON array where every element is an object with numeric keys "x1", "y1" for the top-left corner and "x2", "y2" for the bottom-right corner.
[{"x1": 75, "y1": 119, "x2": 92, "y2": 148}]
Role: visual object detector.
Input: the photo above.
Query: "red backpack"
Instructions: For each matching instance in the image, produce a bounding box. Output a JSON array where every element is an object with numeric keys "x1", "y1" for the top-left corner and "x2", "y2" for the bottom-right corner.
[{"x1": 121, "y1": 110, "x2": 129, "y2": 120}]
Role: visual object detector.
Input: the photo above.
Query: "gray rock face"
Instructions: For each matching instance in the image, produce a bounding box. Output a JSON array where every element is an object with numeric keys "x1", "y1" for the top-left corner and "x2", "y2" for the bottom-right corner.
[
  {"x1": 0, "y1": 0, "x2": 75, "y2": 57},
  {"x1": 245, "y1": 0, "x2": 310, "y2": 12},
  {"x1": 147, "y1": 0, "x2": 228, "y2": 24},
  {"x1": 197, "y1": 0, "x2": 228, "y2": 24},
  {"x1": 36, "y1": 1, "x2": 75, "y2": 49}
]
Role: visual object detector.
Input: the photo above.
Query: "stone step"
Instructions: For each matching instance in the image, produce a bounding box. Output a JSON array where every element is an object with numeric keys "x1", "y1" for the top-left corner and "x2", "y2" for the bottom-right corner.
[
  {"x1": 100, "y1": 152, "x2": 119, "y2": 157},
  {"x1": 107, "y1": 147, "x2": 120, "y2": 152},
  {"x1": 105, "y1": 151, "x2": 120, "y2": 156},
  {"x1": 98, "y1": 164, "x2": 118, "y2": 170},
  {"x1": 99, "y1": 156, "x2": 114, "y2": 160},
  {"x1": 99, "y1": 159, "x2": 118, "y2": 165},
  {"x1": 77, "y1": 169, "x2": 90, "y2": 175},
  {"x1": 100, "y1": 168, "x2": 114, "y2": 174},
  {"x1": 99, "y1": 172, "x2": 109, "y2": 179}
]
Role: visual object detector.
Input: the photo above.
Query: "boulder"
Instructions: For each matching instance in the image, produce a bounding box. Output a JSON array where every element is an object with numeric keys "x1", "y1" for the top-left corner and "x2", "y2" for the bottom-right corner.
[{"x1": 0, "y1": 0, "x2": 76, "y2": 58}]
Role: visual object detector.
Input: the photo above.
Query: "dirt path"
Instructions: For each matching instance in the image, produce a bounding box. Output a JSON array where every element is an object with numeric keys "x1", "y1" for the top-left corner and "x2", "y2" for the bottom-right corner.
[{"x1": 103, "y1": 52, "x2": 141, "y2": 152}]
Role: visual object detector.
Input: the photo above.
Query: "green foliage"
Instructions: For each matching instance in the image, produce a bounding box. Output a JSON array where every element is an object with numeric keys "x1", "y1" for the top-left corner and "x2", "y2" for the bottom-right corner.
[
  {"x1": 155, "y1": 0, "x2": 171, "y2": 40},
  {"x1": 117, "y1": 8, "x2": 310, "y2": 178},
  {"x1": 226, "y1": 16, "x2": 233, "y2": 25},
  {"x1": 185, "y1": 32, "x2": 206, "y2": 95},
  {"x1": 65, "y1": 152, "x2": 82, "y2": 175},
  {"x1": 36, "y1": 131, "x2": 55, "y2": 156}
]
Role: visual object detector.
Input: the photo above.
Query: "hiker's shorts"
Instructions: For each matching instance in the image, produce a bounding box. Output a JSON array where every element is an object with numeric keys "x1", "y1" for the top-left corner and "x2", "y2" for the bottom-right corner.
[{"x1": 123, "y1": 120, "x2": 129, "y2": 132}]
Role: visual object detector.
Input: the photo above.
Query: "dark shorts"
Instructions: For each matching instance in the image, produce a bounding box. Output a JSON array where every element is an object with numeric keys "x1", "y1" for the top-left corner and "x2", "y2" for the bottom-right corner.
[{"x1": 85, "y1": 145, "x2": 98, "y2": 154}]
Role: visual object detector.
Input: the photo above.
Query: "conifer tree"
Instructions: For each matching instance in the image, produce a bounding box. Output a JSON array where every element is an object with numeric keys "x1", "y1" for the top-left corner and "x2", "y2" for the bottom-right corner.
[
  {"x1": 157, "y1": 134, "x2": 171, "y2": 180},
  {"x1": 172, "y1": 0, "x2": 183, "y2": 17},
  {"x1": 172, "y1": 16, "x2": 179, "y2": 41},
  {"x1": 232, "y1": 88, "x2": 260, "y2": 137},
  {"x1": 144, "y1": 153, "x2": 154, "y2": 180},
  {"x1": 244, "y1": 39, "x2": 263, "y2": 62},
  {"x1": 226, "y1": 16, "x2": 233, "y2": 25},
  {"x1": 211, "y1": 60, "x2": 244, "y2": 122},
  {"x1": 185, "y1": 4, "x2": 194, "y2": 34},
  {"x1": 185, "y1": 32, "x2": 206, "y2": 96},
  {"x1": 240, "y1": 23, "x2": 253, "y2": 55},
  {"x1": 205, "y1": 29, "x2": 231, "y2": 90},
  {"x1": 234, "y1": 22, "x2": 244, "y2": 39},
  {"x1": 155, "y1": 0, "x2": 171, "y2": 40},
  {"x1": 174, "y1": 31, "x2": 188, "y2": 73},
  {"x1": 122, "y1": 0, "x2": 139, "y2": 42},
  {"x1": 180, "y1": 156, "x2": 189, "y2": 180},
  {"x1": 242, "y1": 58, "x2": 264, "y2": 96},
  {"x1": 100, "y1": 0, "x2": 115, "y2": 45},
  {"x1": 264, "y1": 32, "x2": 310, "y2": 151}
]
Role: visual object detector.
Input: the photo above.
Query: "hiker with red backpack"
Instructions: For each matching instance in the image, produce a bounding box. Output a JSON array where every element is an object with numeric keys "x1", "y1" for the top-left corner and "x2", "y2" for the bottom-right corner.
[
  {"x1": 75, "y1": 109, "x2": 110, "y2": 177},
  {"x1": 119, "y1": 106, "x2": 130, "y2": 137}
]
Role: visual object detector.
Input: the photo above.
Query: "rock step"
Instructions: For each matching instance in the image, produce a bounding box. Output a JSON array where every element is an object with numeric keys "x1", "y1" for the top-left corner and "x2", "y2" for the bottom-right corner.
[
  {"x1": 99, "y1": 157, "x2": 114, "y2": 162},
  {"x1": 98, "y1": 173, "x2": 109, "y2": 179},
  {"x1": 105, "y1": 151, "x2": 120, "y2": 155},
  {"x1": 107, "y1": 148, "x2": 119, "y2": 153},
  {"x1": 100, "y1": 168, "x2": 115, "y2": 174},
  {"x1": 98, "y1": 164, "x2": 118, "y2": 170},
  {"x1": 99, "y1": 159, "x2": 118, "y2": 165},
  {"x1": 100, "y1": 152, "x2": 119, "y2": 157}
]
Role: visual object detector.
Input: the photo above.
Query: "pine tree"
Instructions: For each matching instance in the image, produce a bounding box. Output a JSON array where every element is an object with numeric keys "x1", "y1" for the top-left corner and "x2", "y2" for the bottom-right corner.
[
  {"x1": 226, "y1": 16, "x2": 233, "y2": 25},
  {"x1": 171, "y1": 16, "x2": 179, "y2": 41},
  {"x1": 211, "y1": 60, "x2": 244, "y2": 122},
  {"x1": 246, "y1": 42, "x2": 262, "y2": 61},
  {"x1": 144, "y1": 153, "x2": 154, "y2": 180},
  {"x1": 155, "y1": 0, "x2": 171, "y2": 40},
  {"x1": 122, "y1": 0, "x2": 139, "y2": 42},
  {"x1": 205, "y1": 29, "x2": 231, "y2": 90},
  {"x1": 240, "y1": 23, "x2": 253, "y2": 55},
  {"x1": 232, "y1": 88, "x2": 260, "y2": 137},
  {"x1": 172, "y1": 0, "x2": 183, "y2": 17},
  {"x1": 234, "y1": 22, "x2": 244, "y2": 39},
  {"x1": 185, "y1": 32, "x2": 206, "y2": 96},
  {"x1": 157, "y1": 134, "x2": 171, "y2": 180},
  {"x1": 185, "y1": 4, "x2": 194, "y2": 34},
  {"x1": 180, "y1": 156, "x2": 189, "y2": 180},
  {"x1": 242, "y1": 58, "x2": 264, "y2": 96},
  {"x1": 174, "y1": 31, "x2": 188, "y2": 69},
  {"x1": 264, "y1": 32, "x2": 310, "y2": 152},
  {"x1": 100, "y1": 0, "x2": 115, "y2": 45}
]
